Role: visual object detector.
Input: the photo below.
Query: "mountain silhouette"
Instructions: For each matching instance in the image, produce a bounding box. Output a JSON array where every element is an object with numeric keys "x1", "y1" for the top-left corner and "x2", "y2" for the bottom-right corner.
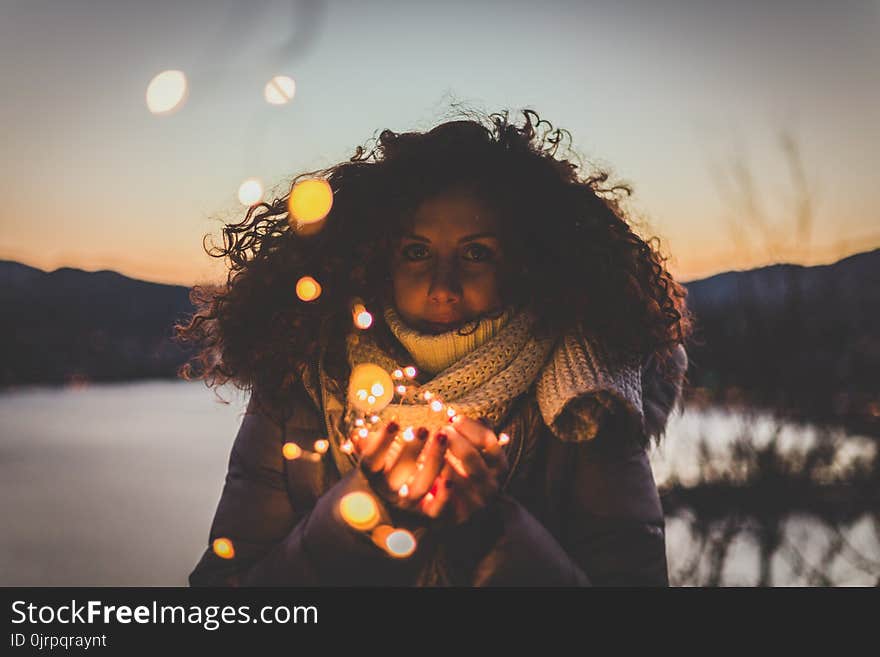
[{"x1": 1, "y1": 251, "x2": 878, "y2": 433}]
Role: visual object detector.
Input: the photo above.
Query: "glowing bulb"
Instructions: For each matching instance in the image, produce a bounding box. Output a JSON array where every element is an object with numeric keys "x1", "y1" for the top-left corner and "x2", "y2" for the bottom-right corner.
[
  {"x1": 282, "y1": 442, "x2": 303, "y2": 460},
  {"x1": 295, "y1": 276, "x2": 322, "y2": 302},
  {"x1": 237, "y1": 178, "x2": 263, "y2": 206},
  {"x1": 288, "y1": 179, "x2": 333, "y2": 225},
  {"x1": 392, "y1": 369, "x2": 404, "y2": 379},
  {"x1": 357, "y1": 428, "x2": 369, "y2": 439},
  {"x1": 339, "y1": 492, "x2": 379, "y2": 531},
  {"x1": 447, "y1": 407, "x2": 457, "y2": 417},
  {"x1": 348, "y1": 364, "x2": 394, "y2": 413},
  {"x1": 313, "y1": 439, "x2": 329, "y2": 454},
  {"x1": 355, "y1": 311, "x2": 373, "y2": 329},
  {"x1": 396, "y1": 385, "x2": 407, "y2": 395},
  {"x1": 385, "y1": 529, "x2": 417, "y2": 558},
  {"x1": 341, "y1": 440, "x2": 354, "y2": 454},
  {"x1": 355, "y1": 418, "x2": 365, "y2": 427},
  {"x1": 430, "y1": 400, "x2": 444, "y2": 412},
  {"x1": 146, "y1": 69, "x2": 188, "y2": 115},
  {"x1": 370, "y1": 415, "x2": 380, "y2": 424},
  {"x1": 398, "y1": 483, "x2": 409, "y2": 498},
  {"x1": 404, "y1": 366, "x2": 417, "y2": 379},
  {"x1": 423, "y1": 391, "x2": 433, "y2": 401},
  {"x1": 212, "y1": 537, "x2": 235, "y2": 559},
  {"x1": 264, "y1": 75, "x2": 296, "y2": 105},
  {"x1": 402, "y1": 427, "x2": 415, "y2": 442},
  {"x1": 498, "y1": 433, "x2": 510, "y2": 446}
]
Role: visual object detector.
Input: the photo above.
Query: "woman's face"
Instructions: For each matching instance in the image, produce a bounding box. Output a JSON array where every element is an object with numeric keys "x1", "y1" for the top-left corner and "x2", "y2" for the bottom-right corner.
[{"x1": 391, "y1": 189, "x2": 506, "y2": 334}]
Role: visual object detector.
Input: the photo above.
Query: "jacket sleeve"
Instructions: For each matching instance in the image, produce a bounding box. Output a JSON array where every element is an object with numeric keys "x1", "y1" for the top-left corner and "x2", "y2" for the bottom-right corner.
[
  {"x1": 547, "y1": 413, "x2": 669, "y2": 586},
  {"x1": 188, "y1": 388, "x2": 424, "y2": 586}
]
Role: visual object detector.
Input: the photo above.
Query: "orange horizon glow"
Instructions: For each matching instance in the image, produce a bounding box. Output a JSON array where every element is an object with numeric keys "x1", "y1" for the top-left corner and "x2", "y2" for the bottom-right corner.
[{"x1": 3, "y1": 233, "x2": 878, "y2": 289}]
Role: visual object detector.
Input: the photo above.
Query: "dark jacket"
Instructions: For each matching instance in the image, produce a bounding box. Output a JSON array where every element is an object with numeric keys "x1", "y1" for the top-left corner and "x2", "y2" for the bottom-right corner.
[{"x1": 188, "y1": 345, "x2": 684, "y2": 586}]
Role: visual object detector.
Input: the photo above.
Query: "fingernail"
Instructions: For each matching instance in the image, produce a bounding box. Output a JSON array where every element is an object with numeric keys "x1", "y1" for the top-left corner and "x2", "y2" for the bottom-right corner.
[
  {"x1": 417, "y1": 427, "x2": 429, "y2": 441},
  {"x1": 437, "y1": 432, "x2": 448, "y2": 446},
  {"x1": 428, "y1": 481, "x2": 439, "y2": 497},
  {"x1": 386, "y1": 421, "x2": 399, "y2": 434}
]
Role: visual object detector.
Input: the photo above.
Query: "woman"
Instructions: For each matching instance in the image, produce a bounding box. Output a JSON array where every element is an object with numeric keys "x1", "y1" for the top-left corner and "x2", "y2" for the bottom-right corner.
[{"x1": 177, "y1": 110, "x2": 691, "y2": 586}]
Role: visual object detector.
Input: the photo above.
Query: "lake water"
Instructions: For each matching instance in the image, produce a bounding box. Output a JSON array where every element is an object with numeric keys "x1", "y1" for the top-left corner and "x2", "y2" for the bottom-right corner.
[{"x1": 1, "y1": 380, "x2": 876, "y2": 586}]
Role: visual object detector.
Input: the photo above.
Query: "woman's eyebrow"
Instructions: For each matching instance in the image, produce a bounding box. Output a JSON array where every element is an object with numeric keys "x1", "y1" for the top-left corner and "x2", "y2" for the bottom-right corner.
[
  {"x1": 401, "y1": 232, "x2": 499, "y2": 243},
  {"x1": 457, "y1": 232, "x2": 498, "y2": 243}
]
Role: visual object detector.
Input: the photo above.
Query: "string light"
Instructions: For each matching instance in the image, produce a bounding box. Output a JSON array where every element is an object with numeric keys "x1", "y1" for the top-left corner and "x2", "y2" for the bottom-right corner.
[
  {"x1": 212, "y1": 537, "x2": 235, "y2": 559},
  {"x1": 367, "y1": 395, "x2": 376, "y2": 404},
  {"x1": 498, "y1": 433, "x2": 510, "y2": 446},
  {"x1": 357, "y1": 428, "x2": 369, "y2": 439},
  {"x1": 313, "y1": 439, "x2": 329, "y2": 454},
  {"x1": 447, "y1": 407, "x2": 457, "y2": 417},
  {"x1": 430, "y1": 400, "x2": 444, "y2": 413},
  {"x1": 370, "y1": 415, "x2": 380, "y2": 424},
  {"x1": 354, "y1": 418, "x2": 365, "y2": 427},
  {"x1": 340, "y1": 440, "x2": 354, "y2": 454},
  {"x1": 398, "y1": 483, "x2": 409, "y2": 498},
  {"x1": 282, "y1": 442, "x2": 303, "y2": 460},
  {"x1": 295, "y1": 276, "x2": 322, "y2": 302},
  {"x1": 402, "y1": 427, "x2": 415, "y2": 442},
  {"x1": 423, "y1": 391, "x2": 433, "y2": 401},
  {"x1": 392, "y1": 369, "x2": 404, "y2": 379},
  {"x1": 403, "y1": 366, "x2": 417, "y2": 379},
  {"x1": 396, "y1": 385, "x2": 407, "y2": 395},
  {"x1": 339, "y1": 492, "x2": 380, "y2": 531},
  {"x1": 353, "y1": 303, "x2": 374, "y2": 330}
]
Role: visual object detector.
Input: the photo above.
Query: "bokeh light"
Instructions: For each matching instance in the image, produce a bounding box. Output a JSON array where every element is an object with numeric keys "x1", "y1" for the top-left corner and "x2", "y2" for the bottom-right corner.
[
  {"x1": 288, "y1": 179, "x2": 333, "y2": 226},
  {"x1": 295, "y1": 276, "x2": 322, "y2": 302},
  {"x1": 282, "y1": 442, "x2": 303, "y2": 460},
  {"x1": 384, "y1": 529, "x2": 417, "y2": 558},
  {"x1": 264, "y1": 75, "x2": 296, "y2": 105},
  {"x1": 339, "y1": 492, "x2": 379, "y2": 531},
  {"x1": 348, "y1": 363, "x2": 394, "y2": 414},
  {"x1": 237, "y1": 178, "x2": 263, "y2": 206},
  {"x1": 146, "y1": 70, "x2": 188, "y2": 115},
  {"x1": 313, "y1": 439, "x2": 329, "y2": 454},
  {"x1": 212, "y1": 537, "x2": 235, "y2": 559}
]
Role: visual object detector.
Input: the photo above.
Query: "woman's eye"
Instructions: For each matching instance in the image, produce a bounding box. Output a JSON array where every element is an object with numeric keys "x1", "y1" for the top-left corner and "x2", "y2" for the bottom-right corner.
[
  {"x1": 402, "y1": 243, "x2": 430, "y2": 261},
  {"x1": 462, "y1": 244, "x2": 494, "y2": 262}
]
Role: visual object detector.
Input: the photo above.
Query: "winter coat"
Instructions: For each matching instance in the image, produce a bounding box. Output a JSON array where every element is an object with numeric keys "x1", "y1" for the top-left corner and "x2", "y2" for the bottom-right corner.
[{"x1": 188, "y1": 346, "x2": 686, "y2": 586}]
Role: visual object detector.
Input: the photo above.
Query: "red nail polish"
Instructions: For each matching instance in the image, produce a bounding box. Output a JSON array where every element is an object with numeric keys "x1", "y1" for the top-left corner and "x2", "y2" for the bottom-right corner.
[
  {"x1": 386, "y1": 421, "x2": 399, "y2": 434},
  {"x1": 428, "y1": 481, "x2": 439, "y2": 497},
  {"x1": 417, "y1": 427, "x2": 429, "y2": 441},
  {"x1": 437, "y1": 432, "x2": 447, "y2": 446}
]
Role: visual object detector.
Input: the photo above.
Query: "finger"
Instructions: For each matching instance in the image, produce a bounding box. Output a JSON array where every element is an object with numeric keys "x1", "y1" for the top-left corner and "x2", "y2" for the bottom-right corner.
[
  {"x1": 405, "y1": 428, "x2": 448, "y2": 500},
  {"x1": 385, "y1": 426, "x2": 430, "y2": 491},
  {"x1": 359, "y1": 419, "x2": 400, "y2": 473},
  {"x1": 450, "y1": 414, "x2": 498, "y2": 450},
  {"x1": 444, "y1": 425, "x2": 490, "y2": 482},
  {"x1": 420, "y1": 465, "x2": 453, "y2": 519}
]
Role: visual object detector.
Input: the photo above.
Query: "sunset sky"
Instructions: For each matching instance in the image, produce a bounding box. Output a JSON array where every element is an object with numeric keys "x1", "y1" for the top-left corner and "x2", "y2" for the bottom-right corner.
[{"x1": 1, "y1": 0, "x2": 877, "y2": 286}]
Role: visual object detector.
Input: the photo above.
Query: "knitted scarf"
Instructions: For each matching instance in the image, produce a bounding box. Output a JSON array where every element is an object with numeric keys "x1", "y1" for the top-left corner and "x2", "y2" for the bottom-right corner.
[{"x1": 309, "y1": 304, "x2": 646, "y2": 479}]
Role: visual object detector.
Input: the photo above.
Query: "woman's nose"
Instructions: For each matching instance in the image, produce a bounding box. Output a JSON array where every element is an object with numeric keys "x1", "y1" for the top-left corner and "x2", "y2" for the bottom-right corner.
[{"x1": 428, "y1": 262, "x2": 462, "y2": 304}]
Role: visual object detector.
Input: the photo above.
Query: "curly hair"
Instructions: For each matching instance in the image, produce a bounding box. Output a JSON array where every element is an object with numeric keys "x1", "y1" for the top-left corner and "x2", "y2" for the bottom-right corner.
[{"x1": 175, "y1": 109, "x2": 692, "y2": 417}]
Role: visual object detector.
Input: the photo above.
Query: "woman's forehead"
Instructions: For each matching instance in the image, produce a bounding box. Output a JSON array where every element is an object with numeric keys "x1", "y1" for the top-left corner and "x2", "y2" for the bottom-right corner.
[{"x1": 404, "y1": 191, "x2": 500, "y2": 239}]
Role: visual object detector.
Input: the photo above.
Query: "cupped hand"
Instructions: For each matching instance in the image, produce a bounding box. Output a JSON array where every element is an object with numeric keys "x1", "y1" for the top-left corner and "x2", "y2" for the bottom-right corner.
[
  {"x1": 419, "y1": 415, "x2": 509, "y2": 524},
  {"x1": 357, "y1": 419, "x2": 448, "y2": 512}
]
